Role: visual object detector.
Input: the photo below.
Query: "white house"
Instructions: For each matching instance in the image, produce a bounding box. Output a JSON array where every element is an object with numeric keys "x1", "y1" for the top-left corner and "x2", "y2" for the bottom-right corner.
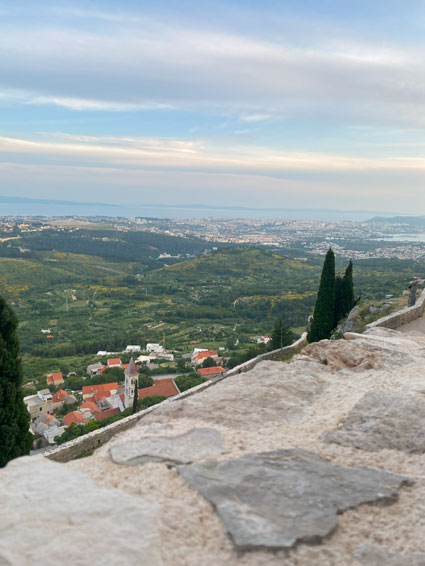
[
  {"x1": 125, "y1": 345, "x2": 141, "y2": 353},
  {"x1": 146, "y1": 343, "x2": 164, "y2": 355}
]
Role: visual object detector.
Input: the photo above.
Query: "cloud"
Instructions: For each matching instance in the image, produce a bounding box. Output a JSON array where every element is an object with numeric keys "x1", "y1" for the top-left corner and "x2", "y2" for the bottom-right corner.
[
  {"x1": 0, "y1": 10, "x2": 424, "y2": 126},
  {"x1": 1, "y1": 134, "x2": 425, "y2": 174},
  {"x1": 239, "y1": 114, "x2": 273, "y2": 122}
]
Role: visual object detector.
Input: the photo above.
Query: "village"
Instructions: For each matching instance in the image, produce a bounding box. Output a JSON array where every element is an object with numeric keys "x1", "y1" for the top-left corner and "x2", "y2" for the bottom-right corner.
[{"x1": 22, "y1": 338, "x2": 249, "y2": 449}]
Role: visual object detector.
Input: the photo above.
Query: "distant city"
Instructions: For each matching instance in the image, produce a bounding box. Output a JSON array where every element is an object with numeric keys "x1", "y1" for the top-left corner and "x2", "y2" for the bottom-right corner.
[{"x1": 2, "y1": 212, "x2": 425, "y2": 261}]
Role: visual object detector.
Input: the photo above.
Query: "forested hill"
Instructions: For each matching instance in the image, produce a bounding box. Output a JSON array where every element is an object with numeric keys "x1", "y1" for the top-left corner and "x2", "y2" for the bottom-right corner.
[{"x1": 0, "y1": 228, "x2": 215, "y2": 268}]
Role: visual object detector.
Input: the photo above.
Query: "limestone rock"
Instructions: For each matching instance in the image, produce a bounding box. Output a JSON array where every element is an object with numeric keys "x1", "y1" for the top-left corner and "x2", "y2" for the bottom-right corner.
[
  {"x1": 0, "y1": 456, "x2": 162, "y2": 566},
  {"x1": 142, "y1": 360, "x2": 326, "y2": 429},
  {"x1": 323, "y1": 391, "x2": 425, "y2": 453},
  {"x1": 296, "y1": 338, "x2": 411, "y2": 372},
  {"x1": 354, "y1": 543, "x2": 425, "y2": 565},
  {"x1": 109, "y1": 427, "x2": 227, "y2": 466},
  {"x1": 177, "y1": 449, "x2": 412, "y2": 551}
]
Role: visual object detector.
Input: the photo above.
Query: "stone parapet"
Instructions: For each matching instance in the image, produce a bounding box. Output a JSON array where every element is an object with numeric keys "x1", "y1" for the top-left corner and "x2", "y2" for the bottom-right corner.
[{"x1": 365, "y1": 288, "x2": 425, "y2": 331}]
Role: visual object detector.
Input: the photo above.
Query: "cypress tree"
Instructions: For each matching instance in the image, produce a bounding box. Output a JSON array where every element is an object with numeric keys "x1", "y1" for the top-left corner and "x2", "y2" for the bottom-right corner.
[
  {"x1": 308, "y1": 248, "x2": 336, "y2": 343},
  {"x1": 343, "y1": 259, "x2": 355, "y2": 311},
  {"x1": 270, "y1": 319, "x2": 294, "y2": 350},
  {"x1": 132, "y1": 381, "x2": 139, "y2": 414},
  {"x1": 334, "y1": 275, "x2": 344, "y2": 327},
  {"x1": 0, "y1": 295, "x2": 32, "y2": 467},
  {"x1": 334, "y1": 259, "x2": 356, "y2": 326}
]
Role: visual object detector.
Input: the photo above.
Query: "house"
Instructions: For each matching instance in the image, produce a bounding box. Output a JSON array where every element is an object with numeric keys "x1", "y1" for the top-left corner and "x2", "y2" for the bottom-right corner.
[
  {"x1": 192, "y1": 350, "x2": 219, "y2": 365},
  {"x1": 52, "y1": 389, "x2": 68, "y2": 403},
  {"x1": 87, "y1": 362, "x2": 103, "y2": 376},
  {"x1": 136, "y1": 355, "x2": 152, "y2": 364},
  {"x1": 197, "y1": 366, "x2": 226, "y2": 379},
  {"x1": 24, "y1": 391, "x2": 53, "y2": 421},
  {"x1": 38, "y1": 389, "x2": 52, "y2": 402},
  {"x1": 107, "y1": 358, "x2": 122, "y2": 368},
  {"x1": 138, "y1": 377, "x2": 180, "y2": 401},
  {"x1": 51, "y1": 389, "x2": 69, "y2": 411},
  {"x1": 80, "y1": 398, "x2": 99, "y2": 414},
  {"x1": 254, "y1": 335, "x2": 271, "y2": 344},
  {"x1": 82, "y1": 382, "x2": 119, "y2": 400},
  {"x1": 44, "y1": 425, "x2": 66, "y2": 444},
  {"x1": 146, "y1": 343, "x2": 164, "y2": 355},
  {"x1": 124, "y1": 345, "x2": 141, "y2": 353},
  {"x1": 63, "y1": 411, "x2": 87, "y2": 427},
  {"x1": 46, "y1": 372, "x2": 64, "y2": 386}
]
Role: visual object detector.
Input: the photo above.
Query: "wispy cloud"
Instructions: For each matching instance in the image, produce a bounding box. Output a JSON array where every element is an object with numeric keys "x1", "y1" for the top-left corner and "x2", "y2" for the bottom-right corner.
[
  {"x1": 0, "y1": 11, "x2": 424, "y2": 126},
  {"x1": 2, "y1": 134, "x2": 425, "y2": 173}
]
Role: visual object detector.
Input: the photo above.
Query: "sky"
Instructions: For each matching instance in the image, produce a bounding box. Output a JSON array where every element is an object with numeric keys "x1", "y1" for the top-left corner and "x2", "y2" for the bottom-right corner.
[{"x1": 1, "y1": 0, "x2": 425, "y2": 214}]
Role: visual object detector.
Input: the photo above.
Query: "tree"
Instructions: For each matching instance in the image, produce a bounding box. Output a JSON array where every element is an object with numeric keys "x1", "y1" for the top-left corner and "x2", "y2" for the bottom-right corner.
[
  {"x1": 334, "y1": 275, "x2": 345, "y2": 327},
  {"x1": 269, "y1": 320, "x2": 294, "y2": 350},
  {"x1": 308, "y1": 248, "x2": 336, "y2": 343},
  {"x1": 132, "y1": 382, "x2": 139, "y2": 414},
  {"x1": 334, "y1": 260, "x2": 357, "y2": 326},
  {"x1": 101, "y1": 367, "x2": 124, "y2": 381},
  {"x1": 175, "y1": 374, "x2": 206, "y2": 392},
  {"x1": 202, "y1": 357, "x2": 216, "y2": 368},
  {"x1": 0, "y1": 296, "x2": 32, "y2": 467},
  {"x1": 138, "y1": 374, "x2": 154, "y2": 389}
]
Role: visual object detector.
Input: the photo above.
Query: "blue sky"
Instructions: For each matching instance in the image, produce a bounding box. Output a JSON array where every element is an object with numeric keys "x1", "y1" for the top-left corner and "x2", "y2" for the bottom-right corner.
[{"x1": 1, "y1": 0, "x2": 425, "y2": 212}]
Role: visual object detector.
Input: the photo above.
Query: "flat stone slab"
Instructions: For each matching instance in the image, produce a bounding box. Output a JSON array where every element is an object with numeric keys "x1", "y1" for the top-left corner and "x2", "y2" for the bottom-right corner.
[
  {"x1": 110, "y1": 427, "x2": 227, "y2": 466},
  {"x1": 354, "y1": 543, "x2": 425, "y2": 566},
  {"x1": 323, "y1": 391, "x2": 425, "y2": 453},
  {"x1": 0, "y1": 456, "x2": 162, "y2": 566},
  {"x1": 177, "y1": 449, "x2": 412, "y2": 551}
]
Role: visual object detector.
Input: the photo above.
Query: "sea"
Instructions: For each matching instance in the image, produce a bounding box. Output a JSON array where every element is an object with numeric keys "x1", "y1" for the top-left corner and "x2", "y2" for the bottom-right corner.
[{"x1": 0, "y1": 200, "x2": 397, "y2": 222}]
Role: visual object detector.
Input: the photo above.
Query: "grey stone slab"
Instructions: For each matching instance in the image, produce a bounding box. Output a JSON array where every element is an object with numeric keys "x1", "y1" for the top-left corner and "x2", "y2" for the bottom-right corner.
[
  {"x1": 110, "y1": 427, "x2": 227, "y2": 466},
  {"x1": 323, "y1": 391, "x2": 425, "y2": 453},
  {"x1": 354, "y1": 543, "x2": 425, "y2": 566},
  {"x1": 0, "y1": 455, "x2": 162, "y2": 566},
  {"x1": 177, "y1": 449, "x2": 412, "y2": 551}
]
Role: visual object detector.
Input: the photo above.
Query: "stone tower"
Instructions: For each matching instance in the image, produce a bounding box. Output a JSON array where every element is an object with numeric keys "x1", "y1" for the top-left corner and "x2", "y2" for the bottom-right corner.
[{"x1": 124, "y1": 357, "x2": 139, "y2": 409}]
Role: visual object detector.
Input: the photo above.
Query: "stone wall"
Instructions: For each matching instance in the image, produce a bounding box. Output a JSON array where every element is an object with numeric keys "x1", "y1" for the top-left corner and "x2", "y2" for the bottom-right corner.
[
  {"x1": 224, "y1": 332, "x2": 308, "y2": 377},
  {"x1": 365, "y1": 288, "x2": 425, "y2": 331},
  {"x1": 45, "y1": 333, "x2": 307, "y2": 463}
]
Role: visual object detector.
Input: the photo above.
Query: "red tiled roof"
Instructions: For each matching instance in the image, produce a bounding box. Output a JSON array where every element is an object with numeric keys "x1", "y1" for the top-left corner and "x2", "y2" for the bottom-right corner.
[
  {"x1": 93, "y1": 408, "x2": 120, "y2": 422},
  {"x1": 82, "y1": 382, "x2": 118, "y2": 397},
  {"x1": 107, "y1": 358, "x2": 122, "y2": 366},
  {"x1": 80, "y1": 399, "x2": 98, "y2": 412},
  {"x1": 197, "y1": 366, "x2": 226, "y2": 377},
  {"x1": 52, "y1": 389, "x2": 68, "y2": 402},
  {"x1": 63, "y1": 411, "x2": 86, "y2": 427},
  {"x1": 138, "y1": 378, "x2": 179, "y2": 400},
  {"x1": 46, "y1": 372, "x2": 64, "y2": 384},
  {"x1": 194, "y1": 350, "x2": 218, "y2": 360},
  {"x1": 43, "y1": 413, "x2": 56, "y2": 424}
]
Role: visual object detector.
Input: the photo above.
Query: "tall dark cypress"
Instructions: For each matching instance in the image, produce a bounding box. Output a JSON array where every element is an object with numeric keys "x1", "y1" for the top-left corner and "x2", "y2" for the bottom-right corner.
[
  {"x1": 308, "y1": 248, "x2": 336, "y2": 343},
  {"x1": 132, "y1": 381, "x2": 139, "y2": 414},
  {"x1": 334, "y1": 259, "x2": 356, "y2": 326},
  {"x1": 0, "y1": 295, "x2": 32, "y2": 467},
  {"x1": 343, "y1": 259, "x2": 355, "y2": 311}
]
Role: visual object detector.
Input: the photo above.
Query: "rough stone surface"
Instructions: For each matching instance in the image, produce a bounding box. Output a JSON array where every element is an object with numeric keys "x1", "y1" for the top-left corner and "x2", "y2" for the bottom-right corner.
[
  {"x1": 296, "y1": 337, "x2": 413, "y2": 371},
  {"x1": 353, "y1": 543, "x2": 425, "y2": 565},
  {"x1": 177, "y1": 449, "x2": 412, "y2": 551},
  {"x1": 0, "y1": 456, "x2": 162, "y2": 566},
  {"x1": 109, "y1": 427, "x2": 227, "y2": 466},
  {"x1": 139, "y1": 360, "x2": 326, "y2": 429},
  {"x1": 324, "y1": 391, "x2": 425, "y2": 453},
  {"x1": 4, "y1": 328, "x2": 425, "y2": 566}
]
